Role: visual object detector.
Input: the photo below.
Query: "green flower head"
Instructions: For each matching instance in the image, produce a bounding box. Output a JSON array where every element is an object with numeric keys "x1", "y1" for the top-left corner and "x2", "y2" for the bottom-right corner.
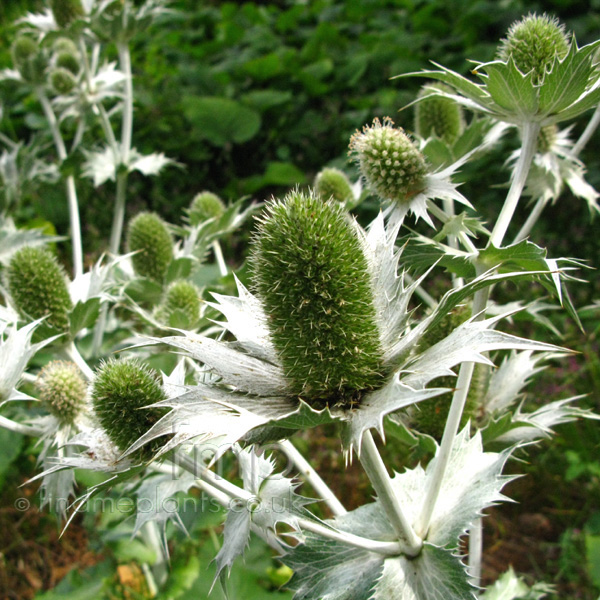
[
  {"x1": 349, "y1": 117, "x2": 428, "y2": 205},
  {"x1": 50, "y1": 0, "x2": 85, "y2": 29},
  {"x1": 498, "y1": 13, "x2": 570, "y2": 84},
  {"x1": 36, "y1": 361, "x2": 87, "y2": 426},
  {"x1": 11, "y1": 36, "x2": 47, "y2": 84},
  {"x1": 91, "y1": 358, "x2": 167, "y2": 458},
  {"x1": 314, "y1": 168, "x2": 354, "y2": 205},
  {"x1": 250, "y1": 190, "x2": 385, "y2": 409},
  {"x1": 126, "y1": 212, "x2": 174, "y2": 282},
  {"x1": 6, "y1": 246, "x2": 73, "y2": 334},
  {"x1": 157, "y1": 280, "x2": 201, "y2": 328},
  {"x1": 414, "y1": 82, "x2": 465, "y2": 143},
  {"x1": 50, "y1": 67, "x2": 77, "y2": 95},
  {"x1": 189, "y1": 191, "x2": 225, "y2": 226}
]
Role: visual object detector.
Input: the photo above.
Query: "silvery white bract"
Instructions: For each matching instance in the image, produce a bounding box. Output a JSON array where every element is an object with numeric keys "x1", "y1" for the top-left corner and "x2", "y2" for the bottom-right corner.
[
  {"x1": 479, "y1": 566, "x2": 553, "y2": 600},
  {"x1": 284, "y1": 429, "x2": 511, "y2": 600},
  {"x1": 0, "y1": 216, "x2": 64, "y2": 266}
]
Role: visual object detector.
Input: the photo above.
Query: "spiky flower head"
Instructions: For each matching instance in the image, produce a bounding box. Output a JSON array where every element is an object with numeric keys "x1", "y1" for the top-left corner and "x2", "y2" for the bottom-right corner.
[
  {"x1": 53, "y1": 38, "x2": 78, "y2": 56},
  {"x1": 56, "y1": 51, "x2": 80, "y2": 75},
  {"x1": 250, "y1": 190, "x2": 385, "y2": 408},
  {"x1": 498, "y1": 13, "x2": 570, "y2": 84},
  {"x1": 50, "y1": 0, "x2": 85, "y2": 28},
  {"x1": 6, "y1": 246, "x2": 73, "y2": 334},
  {"x1": 11, "y1": 36, "x2": 47, "y2": 84},
  {"x1": 50, "y1": 67, "x2": 77, "y2": 95},
  {"x1": 349, "y1": 117, "x2": 428, "y2": 205},
  {"x1": 91, "y1": 358, "x2": 167, "y2": 457},
  {"x1": 36, "y1": 361, "x2": 87, "y2": 426},
  {"x1": 126, "y1": 212, "x2": 174, "y2": 282},
  {"x1": 314, "y1": 168, "x2": 354, "y2": 205},
  {"x1": 414, "y1": 83, "x2": 465, "y2": 143},
  {"x1": 189, "y1": 191, "x2": 225, "y2": 226},
  {"x1": 157, "y1": 280, "x2": 201, "y2": 328},
  {"x1": 11, "y1": 36, "x2": 37, "y2": 66}
]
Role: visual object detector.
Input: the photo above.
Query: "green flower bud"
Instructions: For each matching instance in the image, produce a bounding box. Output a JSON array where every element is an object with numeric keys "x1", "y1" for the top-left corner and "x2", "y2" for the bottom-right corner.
[
  {"x1": 50, "y1": 0, "x2": 85, "y2": 28},
  {"x1": 50, "y1": 67, "x2": 76, "y2": 95},
  {"x1": 91, "y1": 358, "x2": 167, "y2": 457},
  {"x1": 36, "y1": 361, "x2": 87, "y2": 425},
  {"x1": 11, "y1": 36, "x2": 47, "y2": 84},
  {"x1": 498, "y1": 13, "x2": 570, "y2": 84},
  {"x1": 414, "y1": 83, "x2": 465, "y2": 144},
  {"x1": 157, "y1": 280, "x2": 201, "y2": 328},
  {"x1": 11, "y1": 36, "x2": 37, "y2": 66},
  {"x1": 56, "y1": 51, "x2": 80, "y2": 75},
  {"x1": 53, "y1": 37, "x2": 78, "y2": 56},
  {"x1": 250, "y1": 190, "x2": 384, "y2": 409},
  {"x1": 126, "y1": 212, "x2": 174, "y2": 282},
  {"x1": 537, "y1": 123, "x2": 558, "y2": 153},
  {"x1": 189, "y1": 191, "x2": 225, "y2": 226},
  {"x1": 6, "y1": 246, "x2": 73, "y2": 334},
  {"x1": 349, "y1": 117, "x2": 428, "y2": 204},
  {"x1": 314, "y1": 168, "x2": 354, "y2": 205}
]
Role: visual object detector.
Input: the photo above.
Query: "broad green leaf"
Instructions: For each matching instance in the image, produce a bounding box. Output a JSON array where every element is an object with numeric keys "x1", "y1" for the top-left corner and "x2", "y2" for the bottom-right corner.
[
  {"x1": 183, "y1": 96, "x2": 261, "y2": 146},
  {"x1": 482, "y1": 59, "x2": 538, "y2": 118},
  {"x1": 165, "y1": 257, "x2": 194, "y2": 284},
  {"x1": 124, "y1": 277, "x2": 164, "y2": 306},
  {"x1": 69, "y1": 297, "x2": 101, "y2": 336},
  {"x1": 242, "y1": 161, "x2": 307, "y2": 195},
  {"x1": 478, "y1": 240, "x2": 547, "y2": 273}
]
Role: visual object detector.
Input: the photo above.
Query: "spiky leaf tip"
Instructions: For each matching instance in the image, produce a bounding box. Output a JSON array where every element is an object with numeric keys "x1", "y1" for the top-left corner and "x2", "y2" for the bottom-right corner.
[
  {"x1": 6, "y1": 246, "x2": 73, "y2": 334},
  {"x1": 498, "y1": 13, "x2": 570, "y2": 84},
  {"x1": 36, "y1": 361, "x2": 87, "y2": 426},
  {"x1": 157, "y1": 279, "x2": 201, "y2": 328},
  {"x1": 349, "y1": 117, "x2": 427, "y2": 205},
  {"x1": 126, "y1": 212, "x2": 174, "y2": 282},
  {"x1": 314, "y1": 167, "x2": 354, "y2": 205},
  {"x1": 250, "y1": 190, "x2": 385, "y2": 409},
  {"x1": 50, "y1": 0, "x2": 85, "y2": 28},
  {"x1": 91, "y1": 358, "x2": 167, "y2": 458},
  {"x1": 414, "y1": 82, "x2": 465, "y2": 143},
  {"x1": 189, "y1": 191, "x2": 225, "y2": 226}
]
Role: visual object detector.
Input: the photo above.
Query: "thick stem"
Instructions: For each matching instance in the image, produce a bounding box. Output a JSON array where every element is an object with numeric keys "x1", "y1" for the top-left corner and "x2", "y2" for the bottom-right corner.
[
  {"x1": 468, "y1": 518, "x2": 483, "y2": 585},
  {"x1": 65, "y1": 342, "x2": 94, "y2": 381},
  {"x1": 359, "y1": 431, "x2": 422, "y2": 556},
  {"x1": 0, "y1": 415, "x2": 43, "y2": 436},
  {"x1": 278, "y1": 440, "x2": 347, "y2": 517},
  {"x1": 489, "y1": 121, "x2": 540, "y2": 248}
]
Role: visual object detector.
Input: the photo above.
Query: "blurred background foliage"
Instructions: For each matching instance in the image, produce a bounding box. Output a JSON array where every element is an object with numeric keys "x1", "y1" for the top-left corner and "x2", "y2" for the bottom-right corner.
[{"x1": 1, "y1": 0, "x2": 600, "y2": 598}]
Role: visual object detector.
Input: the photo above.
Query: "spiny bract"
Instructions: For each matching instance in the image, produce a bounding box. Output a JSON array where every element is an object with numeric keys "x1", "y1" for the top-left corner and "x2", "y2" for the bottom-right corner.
[
  {"x1": 6, "y1": 246, "x2": 73, "y2": 334},
  {"x1": 349, "y1": 117, "x2": 427, "y2": 205},
  {"x1": 250, "y1": 190, "x2": 385, "y2": 408},
  {"x1": 36, "y1": 361, "x2": 87, "y2": 426},
  {"x1": 414, "y1": 82, "x2": 465, "y2": 144},
  {"x1": 498, "y1": 13, "x2": 570, "y2": 84},
  {"x1": 91, "y1": 358, "x2": 167, "y2": 458},
  {"x1": 126, "y1": 212, "x2": 174, "y2": 282}
]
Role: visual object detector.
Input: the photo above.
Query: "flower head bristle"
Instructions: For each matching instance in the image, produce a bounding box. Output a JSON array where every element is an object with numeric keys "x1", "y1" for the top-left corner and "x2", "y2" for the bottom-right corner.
[
  {"x1": 414, "y1": 83, "x2": 465, "y2": 144},
  {"x1": 36, "y1": 361, "x2": 87, "y2": 426},
  {"x1": 498, "y1": 13, "x2": 570, "y2": 84},
  {"x1": 314, "y1": 168, "x2": 354, "y2": 205},
  {"x1": 250, "y1": 190, "x2": 385, "y2": 408},
  {"x1": 6, "y1": 246, "x2": 73, "y2": 334},
  {"x1": 126, "y1": 212, "x2": 174, "y2": 282},
  {"x1": 349, "y1": 117, "x2": 427, "y2": 205}
]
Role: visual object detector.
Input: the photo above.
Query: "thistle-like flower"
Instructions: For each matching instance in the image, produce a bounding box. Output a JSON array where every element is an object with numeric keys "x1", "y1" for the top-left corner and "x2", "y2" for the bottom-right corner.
[
  {"x1": 349, "y1": 117, "x2": 470, "y2": 225},
  {"x1": 156, "y1": 280, "x2": 201, "y2": 329},
  {"x1": 49, "y1": 67, "x2": 77, "y2": 95},
  {"x1": 126, "y1": 212, "x2": 174, "y2": 282},
  {"x1": 188, "y1": 191, "x2": 225, "y2": 226},
  {"x1": 313, "y1": 167, "x2": 355, "y2": 206},
  {"x1": 414, "y1": 82, "x2": 465, "y2": 143},
  {"x1": 50, "y1": 0, "x2": 85, "y2": 29},
  {"x1": 36, "y1": 361, "x2": 87, "y2": 426}
]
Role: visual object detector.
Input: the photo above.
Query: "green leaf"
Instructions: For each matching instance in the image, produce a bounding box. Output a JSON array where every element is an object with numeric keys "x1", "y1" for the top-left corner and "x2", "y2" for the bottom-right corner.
[
  {"x1": 110, "y1": 538, "x2": 157, "y2": 563},
  {"x1": 124, "y1": 277, "x2": 164, "y2": 306},
  {"x1": 69, "y1": 297, "x2": 101, "y2": 336},
  {"x1": 241, "y1": 89, "x2": 294, "y2": 112},
  {"x1": 33, "y1": 561, "x2": 113, "y2": 599},
  {"x1": 0, "y1": 428, "x2": 22, "y2": 486},
  {"x1": 482, "y1": 59, "x2": 538, "y2": 118},
  {"x1": 183, "y1": 96, "x2": 261, "y2": 146},
  {"x1": 478, "y1": 240, "x2": 547, "y2": 273},
  {"x1": 243, "y1": 52, "x2": 283, "y2": 80},
  {"x1": 165, "y1": 257, "x2": 194, "y2": 284},
  {"x1": 242, "y1": 161, "x2": 307, "y2": 194}
]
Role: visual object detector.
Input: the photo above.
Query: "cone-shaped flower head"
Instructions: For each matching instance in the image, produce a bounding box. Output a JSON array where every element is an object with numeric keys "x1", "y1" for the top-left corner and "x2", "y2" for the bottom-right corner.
[
  {"x1": 189, "y1": 191, "x2": 225, "y2": 226},
  {"x1": 36, "y1": 361, "x2": 87, "y2": 426},
  {"x1": 250, "y1": 190, "x2": 385, "y2": 408},
  {"x1": 50, "y1": 67, "x2": 76, "y2": 95},
  {"x1": 349, "y1": 117, "x2": 428, "y2": 205},
  {"x1": 314, "y1": 168, "x2": 354, "y2": 205},
  {"x1": 50, "y1": 0, "x2": 85, "y2": 28},
  {"x1": 6, "y1": 246, "x2": 73, "y2": 334},
  {"x1": 91, "y1": 358, "x2": 167, "y2": 457},
  {"x1": 414, "y1": 83, "x2": 465, "y2": 143},
  {"x1": 498, "y1": 13, "x2": 570, "y2": 84},
  {"x1": 126, "y1": 212, "x2": 173, "y2": 282},
  {"x1": 157, "y1": 280, "x2": 201, "y2": 328},
  {"x1": 11, "y1": 36, "x2": 47, "y2": 84}
]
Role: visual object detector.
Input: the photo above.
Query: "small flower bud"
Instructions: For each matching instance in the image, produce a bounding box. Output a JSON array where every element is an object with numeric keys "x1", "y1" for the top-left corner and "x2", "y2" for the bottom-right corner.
[
  {"x1": 314, "y1": 168, "x2": 354, "y2": 205},
  {"x1": 56, "y1": 51, "x2": 80, "y2": 75},
  {"x1": 126, "y1": 212, "x2": 174, "y2": 282},
  {"x1": 11, "y1": 36, "x2": 37, "y2": 66},
  {"x1": 50, "y1": 67, "x2": 76, "y2": 95},
  {"x1": 189, "y1": 191, "x2": 225, "y2": 226},
  {"x1": 537, "y1": 124, "x2": 558, "y2": 153},
  {"x1": 349, "y1": 117, "x2": 427, "y2": 204},
  {"x1": 414, "y1": 83, "x2": 465, "y2": 144},
  {"x1": 6, "y1": 246, "x2": 73, "y2": 334},
  {"x1": 11, "y1": 36, "x2": 47, "y2": 84},
  {"x1": 91, "y1": 358, "x2": 167, "y2": 457},
  {"x1": 498, "y1": 13, "x2": 570, "y2": 84},
  {"x1": 53, "y1": 37, "x2": 78, "y2": 56},
  {"x1": 50, "y1": 0, "x2": 85, "y2": 29},
  {"x1": 157, "y1": 280, "x2": 201, "y2": 328},
  {"x1": 36, "y1": 361, "x2": 87, "y2": 425},
  {"x1": 250, "y1": 190, "x2": 384, "y2": 408}
]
